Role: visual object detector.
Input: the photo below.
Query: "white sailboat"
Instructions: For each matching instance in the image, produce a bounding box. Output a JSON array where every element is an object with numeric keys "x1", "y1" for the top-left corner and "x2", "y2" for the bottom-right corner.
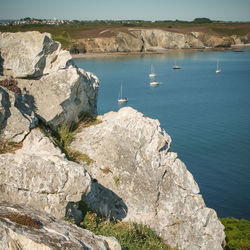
[
  {"x1": 150, "y1": 76, "x2": 159, "y2": 86},
  {"x1": 118, "y1": 84, "x2": 128, "y2": 103},
  {"x1": 149, "y1": 64, "x2": 156, "y2": 78},
  {"x1": 173, "y1": 60, "x2": 181, "y2": 69},
  {"x1": 216, "y1": 60, "x2": 221, "y2": 73}
]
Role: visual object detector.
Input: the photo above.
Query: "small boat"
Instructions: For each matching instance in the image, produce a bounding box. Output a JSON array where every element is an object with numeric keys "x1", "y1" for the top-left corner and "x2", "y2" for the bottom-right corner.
[
  {"x1": 118, "y1": 84, "x2": 128, "y2": 103},
  {"x1": 216, "y1": 60, "x2": 221, "y2": 73},
  {"x1": 150, "y1": 76, "x2": 159, "y2": 86},
  {"x1": 149, "y1": 64, "x2": 156, "y2": 78},
  {"x1": 173, "y1": 60, "x2": 181, "y2": 69}
]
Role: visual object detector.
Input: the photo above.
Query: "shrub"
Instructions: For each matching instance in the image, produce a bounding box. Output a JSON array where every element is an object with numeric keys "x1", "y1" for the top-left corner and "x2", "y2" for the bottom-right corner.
[{"x1": 220, "y1": 217, "x2": 250, "y2": 250}]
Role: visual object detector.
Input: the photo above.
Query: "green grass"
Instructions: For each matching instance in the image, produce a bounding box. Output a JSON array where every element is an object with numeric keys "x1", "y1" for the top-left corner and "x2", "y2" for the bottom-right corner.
[
  {"x1": 65, "y1": 201, "x2": 172, "y2": 250},
  {"x1": 220, "y1": 217, "x2": 250, "y2": 250},
  {"x1": 38, "y1": 113, "x2": 101, "y2": 164}
]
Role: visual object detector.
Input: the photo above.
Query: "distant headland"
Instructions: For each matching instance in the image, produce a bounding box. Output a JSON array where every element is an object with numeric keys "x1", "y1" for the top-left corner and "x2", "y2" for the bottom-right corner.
[{"x1": 1, "y1": 17, "x2": 250, "y2": 54}]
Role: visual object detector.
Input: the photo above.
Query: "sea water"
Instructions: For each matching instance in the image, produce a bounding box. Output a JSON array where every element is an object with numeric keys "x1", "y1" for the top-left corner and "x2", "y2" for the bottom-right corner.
[{"x1": 74, "y1": 50, "x2": 250, "y2": 220}]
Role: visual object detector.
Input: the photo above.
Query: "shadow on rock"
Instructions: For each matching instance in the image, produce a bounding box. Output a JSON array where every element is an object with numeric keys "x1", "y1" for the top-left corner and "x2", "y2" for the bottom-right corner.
[
  {"x1": 0, "y1": 87, "x2": 11, "y2": 131},
  {"x1": 0, "y1": 51, "x2": 3, "y2": 76},
  {"x1": 66, "y1": 180, "x2": 128, "y2": 225},
  {"x1": 14, "y1": 91, "x2": 38, "y2": 128}
]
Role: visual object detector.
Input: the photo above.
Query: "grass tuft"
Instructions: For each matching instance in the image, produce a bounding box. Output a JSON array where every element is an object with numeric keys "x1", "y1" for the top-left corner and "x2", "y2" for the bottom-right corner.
[
  {"x1": 0, "y1": 140, "x2": 23, "y2": 154},
  {"x1": 65, "y1": 201, "x2": 172, "y2": 250}
]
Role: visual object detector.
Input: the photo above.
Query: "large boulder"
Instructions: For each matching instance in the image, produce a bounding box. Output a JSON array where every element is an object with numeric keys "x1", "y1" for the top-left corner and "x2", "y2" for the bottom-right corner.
[
  {"x1": 0, "y1": 31, "x2": 99, "y2": 133},
  {"x1": 0, "y1": 129, "x2": 92, "y2": 220},
  {"x1": 0, "y1": 201, "x2": 121, "y2": 250},
  {"x1": 70, "y1": 107, "x2": 225, "y2": 250},
  {"x1": 0, "y1": 31, "x2": 72, "y2": 78}
]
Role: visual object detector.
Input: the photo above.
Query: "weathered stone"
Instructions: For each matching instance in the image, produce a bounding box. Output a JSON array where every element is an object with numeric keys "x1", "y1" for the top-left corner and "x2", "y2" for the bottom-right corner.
[
  {"x1": 70, "y1": 107, "x2": 225, "y2": 250},
  {"x1": 0, "y1": 129, "x2": 92, "y2": 219},
  {"x1": 0, "y1": 86, "x2": 36, "y2": 142},
  {"x1": 0, "y1": 31, "x2": 99, "y2": 129},
  {"x1": 16, "y1": 67, "x2": 99, "y2": 128},
  {"x1": 0, "y1": 201, "x2": 121, "y2": 250},
  {"x1": 0, "y1": 31, "x2": 72, "y2": 78}
]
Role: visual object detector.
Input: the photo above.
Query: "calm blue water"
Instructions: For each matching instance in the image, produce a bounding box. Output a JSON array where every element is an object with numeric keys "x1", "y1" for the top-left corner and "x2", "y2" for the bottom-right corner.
[{"x1": 74, "y1": 50, "x2": 250, "y2": 220}]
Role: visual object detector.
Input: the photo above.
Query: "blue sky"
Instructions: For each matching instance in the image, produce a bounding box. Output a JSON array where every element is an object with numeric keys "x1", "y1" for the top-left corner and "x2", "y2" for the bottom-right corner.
[{"x1": 0, "y1": 0, "x2": 250, "y2": 21}]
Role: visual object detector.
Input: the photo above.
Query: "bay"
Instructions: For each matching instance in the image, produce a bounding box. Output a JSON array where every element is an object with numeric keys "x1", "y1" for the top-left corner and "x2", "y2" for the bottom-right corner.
[{"x1": 74, "y1": 50, "x2": 250, "y2": 220}]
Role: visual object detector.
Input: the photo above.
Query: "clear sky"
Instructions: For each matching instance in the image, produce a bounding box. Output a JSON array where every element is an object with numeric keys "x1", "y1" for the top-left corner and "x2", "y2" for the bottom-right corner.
[{"x1": 0, "y1": 0, "x2": 250, "y2": 22}]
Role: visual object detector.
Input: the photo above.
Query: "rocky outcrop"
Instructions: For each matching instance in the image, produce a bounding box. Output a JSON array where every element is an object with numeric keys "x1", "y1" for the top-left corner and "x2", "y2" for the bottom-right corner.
[
  {"x1": 0, "y1": 129, "x2": 92, "y2": 221},
  {"x1": 70, "y1": 107, "x2": 225, "y2": 250},
  {"x1": 0, "y1": 31, "x2": 72, "y2": 78},
  {"x1": 0, "y1": 201, "x2": 121, "y2": 250},
  {"x1": 0, "y1": 31, "x2": 99, "y2": 138}
]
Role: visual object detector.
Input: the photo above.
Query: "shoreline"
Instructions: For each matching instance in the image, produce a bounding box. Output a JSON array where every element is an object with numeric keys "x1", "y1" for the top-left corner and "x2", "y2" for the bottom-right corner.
[{"x1": 71, "y1": 47, "x2": 242, "y2": 59}]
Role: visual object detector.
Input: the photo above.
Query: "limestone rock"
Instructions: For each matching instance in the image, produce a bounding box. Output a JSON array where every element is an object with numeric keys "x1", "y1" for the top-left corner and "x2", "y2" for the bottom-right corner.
[
  {"x1": 0, "y1": 31, "x2": 72, "y2": 78},
  {"x1": 78, "y1": 29, "x2": 205, "y2": 53},
  {"x1": 0, "y1": 86, "x2": 36, "y2": 142},
  {"x1": 70, "y1": 107, "x2": 225, "y2": 250},
  {"x1": 0, "y1": 31, "x2": 99, "y2": 129},
  {"x1": 0, "y1": 129, "x2": 92, "y2": 219},
  {"x1": 16, "y1": 67, "x2": 99, "y2": 128},
  {"x1": 132, "y1": 29, "x2": 205, "y2": 50},
  {"x1": 0, "y1": 201, "x2": 121, "y2": 250}
]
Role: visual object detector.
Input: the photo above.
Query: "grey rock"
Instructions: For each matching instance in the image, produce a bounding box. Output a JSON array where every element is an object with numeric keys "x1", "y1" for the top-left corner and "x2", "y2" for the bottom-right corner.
[
  {"x1": 16, "y1": 67, "x2": 99, "y2": 128},
  {"x1": 0, "y1": 129, "x2": 92, "y2": 219},
  {"x1": 0, "y1": 31, "x2": 99, "y2": 130},
  {"x1": 70, "y1": 107, "x2": 225, "y2": 250},
  {"x1": 0, "y1": 201, "x2": 121, "y2": 250},
  {"x1": 0, "y1": 86, "x2": 35, "y2": 142},
  {"x1": 0, "y1": 31, "x2": 72, "y2": 78}
]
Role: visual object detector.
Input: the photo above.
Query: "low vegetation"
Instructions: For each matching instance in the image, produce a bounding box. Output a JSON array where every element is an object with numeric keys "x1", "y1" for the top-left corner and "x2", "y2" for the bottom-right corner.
[
  {"x1": 38, "y1": 112, "x2": 101, "y2": 164},
  {"x1": 0, "y1": 140, "x2": 23, "y2": 154},
  {"x1": 0, "y1": 213, "x2": 41, "y2": 229},
  {"x1": 65, "y1": 201, "x2": 172, "y2": 250},
  {"x1": 0, "y1": 76, "x2": 21, "y2": 95},
  {"x1": 220, "y1": 217, "x2": 250, "y2": 250}
]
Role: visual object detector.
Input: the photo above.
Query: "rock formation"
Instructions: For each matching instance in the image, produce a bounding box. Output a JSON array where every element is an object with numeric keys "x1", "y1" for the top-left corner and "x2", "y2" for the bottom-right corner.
[
  {"x1": 0, "y1": 31, "x2": 99, "y2": 141},
  {"x1": 0, "y1": 201, "x2": 121, "y2": 250},
  {"x1": 70, "y1": 107, "x2": 225, "y2": 250},
  {"x1": 72, "y1": 28, "x2": 249, "y2": 53},
  {"x1": 0, "y1": 129, "x2": 93, "y2": 221}
]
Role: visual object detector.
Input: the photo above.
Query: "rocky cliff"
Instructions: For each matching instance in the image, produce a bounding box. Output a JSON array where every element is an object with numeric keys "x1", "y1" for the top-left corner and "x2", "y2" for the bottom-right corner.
[
  {"x1": 0, "y1": 31, "x2": 99, "y2": 142},
  {"x1": 0, "y1": 31, "x2": 225, "y2": 249},
  {"x1": 73, "y1": 28, "x2": 249, "y2": 53}
]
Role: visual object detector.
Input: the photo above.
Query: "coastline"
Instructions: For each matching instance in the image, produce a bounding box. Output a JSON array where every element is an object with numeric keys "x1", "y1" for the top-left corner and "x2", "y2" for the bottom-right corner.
[{"x1": 71, "y1": 47, "x2": 238, "y2": 59}]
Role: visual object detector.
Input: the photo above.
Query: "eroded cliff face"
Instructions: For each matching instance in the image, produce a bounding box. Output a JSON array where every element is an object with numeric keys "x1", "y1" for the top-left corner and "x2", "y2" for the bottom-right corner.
[{"x1": 73, "y1": 28, "x2": 249, "y2": 53}]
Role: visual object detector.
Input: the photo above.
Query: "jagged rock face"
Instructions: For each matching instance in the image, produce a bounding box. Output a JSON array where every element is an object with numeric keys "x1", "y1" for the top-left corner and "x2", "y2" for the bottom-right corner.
[
  {"x1": 0, "y1": 129, "x2": 92, "y2": 220},
  {"x1": 0, "y1": 31, "x2": 99, "y2": 134},
  {"x1": 132, "y1": 29, "x2": 205, "y2": 50},
  {"x1": 70, "y1": 107, "x2": 225, "y2": 250},
  {"x1": 0, "y1": 86, "x2": 36, "y2": 142},
  {"x1": 0, "y1": 202, "x2": 121, "y2": 250},
  {"x1": 0, "y1": 31, "x2": 72, "y2": 78}
]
